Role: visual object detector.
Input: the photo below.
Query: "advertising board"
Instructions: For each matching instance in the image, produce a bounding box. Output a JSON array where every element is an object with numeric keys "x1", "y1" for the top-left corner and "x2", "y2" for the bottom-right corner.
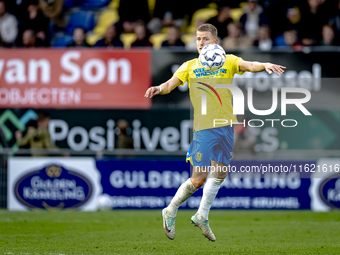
[{"x1": 0, "y1": 49, "x2": 151, "y2": 109}]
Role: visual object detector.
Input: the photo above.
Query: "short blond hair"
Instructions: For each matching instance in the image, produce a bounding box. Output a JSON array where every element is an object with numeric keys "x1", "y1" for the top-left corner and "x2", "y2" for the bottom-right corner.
[{"x1": 197, "y1": 23, "x2": 217, "y2": 39}]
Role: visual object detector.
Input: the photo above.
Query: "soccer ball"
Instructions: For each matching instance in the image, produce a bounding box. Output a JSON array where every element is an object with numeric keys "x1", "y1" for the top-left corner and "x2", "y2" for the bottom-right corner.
[
  {"x1": 97, "y1": 194, "x2": 113, "y2": 210},
  {"x1": 199, "y1": 44, "x2": 226, "y2": 71}
]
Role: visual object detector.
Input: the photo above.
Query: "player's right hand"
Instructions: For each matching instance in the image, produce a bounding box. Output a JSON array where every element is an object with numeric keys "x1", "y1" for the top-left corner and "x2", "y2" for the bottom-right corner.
[{"x1": 144, "y1": 86, "x2": 160, "y2": 99}]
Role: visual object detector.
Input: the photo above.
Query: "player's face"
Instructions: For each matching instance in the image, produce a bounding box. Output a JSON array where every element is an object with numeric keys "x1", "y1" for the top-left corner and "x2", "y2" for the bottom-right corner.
[{"x1": 196, "y1": 31, "x2": 218, "y2": 53}]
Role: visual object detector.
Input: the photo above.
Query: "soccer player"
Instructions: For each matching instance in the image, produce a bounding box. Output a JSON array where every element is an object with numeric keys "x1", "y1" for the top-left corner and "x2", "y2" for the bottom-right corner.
[{"x1": 144, "y1": 23, "x2": 285, "y2": 242}]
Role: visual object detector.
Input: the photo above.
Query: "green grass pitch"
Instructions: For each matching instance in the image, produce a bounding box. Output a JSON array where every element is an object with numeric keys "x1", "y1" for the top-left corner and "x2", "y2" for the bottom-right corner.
[{"x1": 1, "y1": 210, "x2": 340, "y2": 254}]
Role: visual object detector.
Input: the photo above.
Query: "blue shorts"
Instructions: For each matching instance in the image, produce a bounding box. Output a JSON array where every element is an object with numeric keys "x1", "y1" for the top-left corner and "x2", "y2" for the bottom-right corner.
[{"x1": 186, "y1": 126, "x2": 234, "y2": 167}]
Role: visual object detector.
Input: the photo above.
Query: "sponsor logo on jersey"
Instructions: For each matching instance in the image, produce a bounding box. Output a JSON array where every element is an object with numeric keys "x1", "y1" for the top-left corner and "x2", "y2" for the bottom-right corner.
[{"x1": 193, "y1": 68, "x2": 227, "y2": 78}]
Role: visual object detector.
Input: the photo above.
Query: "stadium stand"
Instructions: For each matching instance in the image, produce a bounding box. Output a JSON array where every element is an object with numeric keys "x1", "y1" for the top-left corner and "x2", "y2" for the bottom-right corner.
[
  {"x1": 80, "y1": 0, "x2": 111, "y2": 8},
  {"x1": 65, "y1": 10, "x2": 95, "y2": 34},
  {"x1": 181, "y1": 34, "x2": 195, "y2": 45},
  {"x1": 229, "y1": 7, "x2": 243, "y2": 21},
  {"x1": 63, "y1": 0, "x2": 83, "y2": 9},
  {"x1": 108, "y1": 0, "x2": 120, "y2": 9},
  {"x1": 0, "y1": 0, "x2": 339, "y2": 48},
  {"x1": 87, "y1": 34, "x2": 101, "y2": 45},
  {"x1": 149, "y1": 33, "x2": 167, "y2": 49},
  {"x1": 92, "y1": 9, "x2": 119, "y2": 36},
  {"x1": 120, "y1": 33, "x2": 137, "y2": 48},
  {"x1": 86, "y1": 9, "x2": 119, "y2": 45},
  {"x1": 187, "y1": 8, "x2": 218, "y2": 34},
  {"x1": 53, "y1": 34, "x2": 74, "y2": 47}
]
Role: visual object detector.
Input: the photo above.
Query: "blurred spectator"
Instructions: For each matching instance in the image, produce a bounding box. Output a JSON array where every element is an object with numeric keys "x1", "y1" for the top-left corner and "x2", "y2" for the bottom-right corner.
[
  {"x1": 94, "y1": 25, "x2": 123, "y2": 47},
  {"x1": 22, "y1": 29, "x2": 44, "y2": 47},
  {"x1": 131, "y1": 21, "x2": 153, "y2": 47},
  {"x1": 22, "y1": 120, "x2": 38, "y2": 140},
  {"x1": 254, "y1": 26, "x2": 272, "y2": 51},
  {"x1": 116, "y1": 119, "x2": 133, "y2": 149},
  {"x1": 206, "y1": 4, "x2": 233, "y2": 39},
  {"x1": 16, "y1": 120, "x2": 38, "y2": 156},
  {"x1": 67, "y1": 27, "x2": 90, "y2": 47},
  {"x1": 148, "y1": 0, "x2": 185, "y2": 34},
  {"x1": 18, "y1": 0, "x2": 49, "y2": 44},
  {"x1": 161, "y1": 26, "x2": 185, "y2": 47},
  {"x1": 320, "y1": 24, "x2": 337, "y2": 46},
  {"x1": 15, "y1": 112, "x2": 55, "y2": 157},
  {"x1": 38, "y1": 0, "x2": 63, "y2": 27},
  {"x1": 285, "y1": 7, "x2": 301, "y2": 30},
  {"x1": 328, "y1": 0, "x2": 340, "y2": 43},
  {"x1": 222, "y1": 21, "x2": 253, "y2": 49},
  {"x1": 0, "y1": 0, "x2": 18, "y2": 46},
  {"x1": 299, "y1": 0, "x2": 329, "y2": 46},
  {"x1": 118, "y1": 0, "x2": 150, "y2": 33},
  {"x1": 37, "y1": 112, "x2": 49, "y2": 129},
  {"x1": 272, "y1": 6, "x2": 301, "y2": 39},
  {"x1": 276, "y1": 29, "x2": 302, "y2": 50},
  {"x1": 284, "y1": 30, "x2": 298, "y2": 47},
  {"x1": 240, "y1": 0, "x2": 269, "y2": 40}
]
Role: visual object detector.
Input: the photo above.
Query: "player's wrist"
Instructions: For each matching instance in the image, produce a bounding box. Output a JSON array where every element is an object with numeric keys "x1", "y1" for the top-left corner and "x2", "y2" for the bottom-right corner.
[{"x1": 158, "y1": 86, "x2": 162, "y2": 94}]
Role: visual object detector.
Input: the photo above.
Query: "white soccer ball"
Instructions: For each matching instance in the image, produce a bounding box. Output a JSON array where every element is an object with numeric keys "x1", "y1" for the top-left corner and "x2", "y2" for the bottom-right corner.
[
  {"x1": 97, "y1": 194, "x2": 113, "y2": 210},
  {"x1": 199, "y1": 44, "x2": 226, "y2": 71}
]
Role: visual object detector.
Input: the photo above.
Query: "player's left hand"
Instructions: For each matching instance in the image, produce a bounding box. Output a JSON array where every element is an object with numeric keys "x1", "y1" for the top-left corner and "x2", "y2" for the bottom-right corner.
[{"x1": 264, "y1": 63, "x2": 286, "y2": 76}]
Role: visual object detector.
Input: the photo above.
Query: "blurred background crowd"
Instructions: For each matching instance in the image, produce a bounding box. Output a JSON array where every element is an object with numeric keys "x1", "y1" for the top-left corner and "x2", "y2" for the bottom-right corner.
[{"x1": 0, "y1": 0, "x2": 339, "y2": 50}]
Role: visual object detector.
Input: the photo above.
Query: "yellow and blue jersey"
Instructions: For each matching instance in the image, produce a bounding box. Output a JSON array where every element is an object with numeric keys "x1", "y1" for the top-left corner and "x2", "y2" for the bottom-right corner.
[{"x1": 173, "y1": 54, "x2": 245, "y2": 132}]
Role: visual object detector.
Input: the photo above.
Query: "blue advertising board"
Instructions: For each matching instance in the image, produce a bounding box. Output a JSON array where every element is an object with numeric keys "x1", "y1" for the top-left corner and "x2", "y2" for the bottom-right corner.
[
  {"x1": 8, "y1": 158, "x2": 340, "y2": 211},
  {"x1": 96, "y1": 159, "x2": 315, "y2": 210}
]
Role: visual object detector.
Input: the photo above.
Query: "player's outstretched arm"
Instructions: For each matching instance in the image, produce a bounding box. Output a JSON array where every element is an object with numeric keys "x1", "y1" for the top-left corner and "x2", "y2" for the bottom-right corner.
[
  {"x1": 239, "y1": 61, "x2": 286, "y2": 76},
  {"x1": 144, "y1": 77, "x2": 183, "y2": 99}
]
